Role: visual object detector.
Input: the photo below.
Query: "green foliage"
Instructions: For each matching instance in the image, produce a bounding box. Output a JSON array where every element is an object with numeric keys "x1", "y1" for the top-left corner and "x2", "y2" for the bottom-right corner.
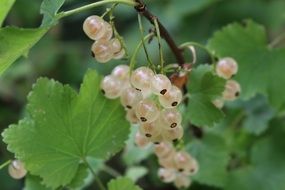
[
  {"x1": 108, "y1": 177, "x2": 142, "y2": 190},
  {"x1": 40, "y1": 0, "x2": 65, "y2": 26},
  {"x1": 186, "y1": 65, "x2": 226, "y2": 126},
  {"x1": 0, "y1": 0, "x2": 15, "y2": 26},
  {"x1": 24, "y1": 175, "x2": 51, "y2": 190},
  {"x1": 125, "y1": 166, "x2": 148, "y2": 182},
  {"x1": 208, "y1": 20, "x2": 285, "y2": 110},
  {"x1": 2, "y1": 70, "x2": 130, "y2": 189}
]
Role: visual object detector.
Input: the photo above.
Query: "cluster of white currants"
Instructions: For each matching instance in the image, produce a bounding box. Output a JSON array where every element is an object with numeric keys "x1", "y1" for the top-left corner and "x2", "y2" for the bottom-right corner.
[
  {"x1": 101, "y1": 65, "x2": 185, "y2": 143},
  {"x1": 83, "y1": 15, "x2": 125, "y2": 63},
  {"x1": 155, "y1": 142, "x2": 198, "y2": 188},
  {"x1": 213, "y1": 57, "x2": 241, "y2": 108},
  {"x1": 8, "y1": 160, "x2": 27, "y2": 179}
]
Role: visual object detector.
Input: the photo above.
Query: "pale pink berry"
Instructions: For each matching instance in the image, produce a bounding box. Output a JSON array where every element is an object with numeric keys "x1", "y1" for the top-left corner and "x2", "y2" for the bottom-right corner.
[
  {"x1": 223, "y1": 80, "x2": 241, "y2": 101},
  {"x1": 83, "y1": 15, "x2": 106, "y2": 40},
  {"x1": 130, "y1": 67, "x2": 154, "y2": 91},
  {"x1": 101, "y1": 75, "x2": 122, "y2": 99},
  {"x1": 158, "y1": 152, "x2": 176, "y2": 168},
  {"x1": 110, "y1": 38, "x2": 122, "y2": 54},
  {"x1": 150, "y1": 134, "x2": 164, "y2": 144},
  {"x1": 135, "y1": 99, "x2": 159, "y2": 123},
  {"x1": 154, "y1": 142, "x2": 174, "y2": 158},
  {"x1": 139, "y1": 119, "x2": 161, "y2": 138},
  {"x1": 216, "y1": 57, "x2": 238, "y2": 79},
  {"x1": 113, "y1": 49, "x2": 125, "y2": 59},
  {"x1": 174, "y1": 151, "x2": 192, "y2": 172},
  {"x1": 158, "y1": 168, "x2": 176, "y2": 183},
  {"x1": 159, "y1": 85, "x2": 182, "y2": 108},
  {"x1": 100, "y1": 21, "x2": 113, "y2": 40},
  {"x1": 91, "y1": 40, "x2": 113, "y2": 63},
  {"x1": 160, "y1": 109, "x2": 182, "y2": 129},
  {"x1": 135, "y1": 131, "x2": 150, "y2": 148},
  {"x1": 151, "y1": 74, "x2": 171, "y2": 95},
  {"x1": 162, "y1": 126, "x2": 184, "y2": 142},
  {"x1": 174, "y1": 173, "x2": 192, "y2": 188},
  {"x1": 120, "y1": 88, "x2": 143, "y2": 109},
  {"x1": 126, "y1": 109, "x2": 139, "y2": 124},
  {"x1": 111, "y1": 65, "x2": 130, "y2": 82},
  {"x1": 8, "y1": 160, "x2": 27, "y2": 179}
]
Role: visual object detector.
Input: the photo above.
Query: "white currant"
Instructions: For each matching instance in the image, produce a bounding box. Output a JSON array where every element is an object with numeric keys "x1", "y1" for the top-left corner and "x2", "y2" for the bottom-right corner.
[
  {"x1": 100, "y1": 75, "x2": 122, "y2": 99},
  {"x1": 160, "y1": 108, "x2": 182, "y2": 129},
  {"x1": 159, "y1": 85, "x2": 182, "y2": 108},
  {"x1": 130, "y1": 67, "x2": 154, "y2": 91},
  {"x1": 8, "y1": 160, "x2": 27, "y2": 179},
  {"x1": 223, "y1": 80, "x2": 241, "y2": 101},
  {"x1": 120, "y1": 87, "x2": 143, "y2": 109},
  {"x1": 135, "y1": 99, "x2": 159, "y2": 123},
  {"x1": 83, "y1": 15, "x2": 106, "y2": 40},
  {"x1": 151, "y1": 74, "x2": 171, "y2": 95},
  {"x1": 216, "y1": 57, "x2": 238, "y2": 79}
]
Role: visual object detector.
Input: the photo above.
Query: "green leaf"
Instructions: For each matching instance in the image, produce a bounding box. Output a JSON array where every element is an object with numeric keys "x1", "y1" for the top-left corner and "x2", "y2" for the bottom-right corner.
[
  {"x1": 2, "y1": 70, "x2": 130, "y2": 189},
  {"x1": 188, "y1": 133, "x2": 229, "y2": 188},
  {"x1": 67, "y1": 164, "x2": 88, "y2": 189},
  {"x1": 0, "y1": 27, "x2": 48, "y2": 75},
  {"x1": 24, "y1": 175, "x2": 51, "y2": 190},
  {"x1": 186, "y1": 65, "x2": 225, "y2": 126},
  {"x1": 125, "y1": 166, "x2": 148, "y2": 182},
  {"x1": 208, "y1": 20, "x2": 285, "y2": 110},
  {"x1": 40, "y1": 0, "x2": 65, "y2": 26},
  {"x1": 108, "y1": 177, "x2": 142, "y2": 190},
  {"x1": 0, "y1": 0, "x2": 15, "y2": 26}
]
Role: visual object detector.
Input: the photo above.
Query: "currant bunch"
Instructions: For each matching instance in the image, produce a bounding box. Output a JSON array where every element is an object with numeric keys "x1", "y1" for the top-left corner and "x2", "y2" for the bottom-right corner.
[
  {"x1": 213, "y1": 57, "x2": 241, "y2": 108},
  {"x1": 83, "y1": 15, "x2": 125, "y2": 63}
]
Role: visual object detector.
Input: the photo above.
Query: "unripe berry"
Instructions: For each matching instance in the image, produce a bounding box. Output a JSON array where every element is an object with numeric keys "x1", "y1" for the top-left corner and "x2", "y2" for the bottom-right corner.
[
  {"x1": 160, "y1": 109, "x2": 182, "y2": 129},
  {"x1": 135, "y1": 99, "x2": 159, "y2": 123},
  {"x1": 100, "y1": 22, "x2": 113, "y2": 40},
  {"x1": 158, "y1": 168, "x2": 176, "y2": 183},
  {"x1": 159, "y1": 85, "x2": 182, "y2": 108},
  {"x1": 8, "y1": 160, "x2": 27, "y2": 179},
  {"x1": 130, "y1": 67, "x2": 154, "y2": 91},
  {"x1": 126, "y1": 109, "x2": 139, "y2": 124},
  {"x1": 91, "y1": 40, "x2": 113, "y2": 63},
  {"x1": 139, "y1": 119, "x2": 161, "y2": 138},
  {"x1": 174, "y1": 173, "x2": 192, "y2": 188},
  {"x1": 151, "y1": 74, "x2": 171, "y2": 95},
  {"x1": 162, "y1": 126, "x2": 184, "y2": 142},
  {"x1": 120, "y1": 88, "x2": 143, "y2": 109},
  {"x1": 223, "y1": 80, "x2": 241, "y2": 101},
  {"x1": 83, "y1": 15, "x2": 106, "y2": 40},
  {"x1": 216, "y1": 57, "x2": 238, "y2": 79},
  {"x1": 135, "y1": 131, "x2": 150, "y2": 148},
  {"x1": 101, "y1": 75, "x2": 122, "y2": 99}
]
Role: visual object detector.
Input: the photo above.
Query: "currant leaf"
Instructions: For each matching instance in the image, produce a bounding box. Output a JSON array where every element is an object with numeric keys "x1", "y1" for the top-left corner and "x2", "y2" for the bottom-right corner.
[
  {"x1": 40, "y1": 0, "x2": 65, "y2": 26},
  {"x1": 208, "y1": 20, "x2": 285, "y2": 110},
  {"x1": 186, "y1": 65, "x2": 226, "y2": 126},
  {"x1": 24, "y1": 175, "x2": 51, "y2": 190},
  {"x1": 107, "y1": 177, "x2": 142, "y2": 190},
  {"x1": 2, "y1": 70, "x2": 130, "y2": 189},
  {"x1": 0, "y1": 0, "x2": 15, "y2": 26},
  {"x1": 0, "y1": 27, "x2": 48, "y2": 75}
]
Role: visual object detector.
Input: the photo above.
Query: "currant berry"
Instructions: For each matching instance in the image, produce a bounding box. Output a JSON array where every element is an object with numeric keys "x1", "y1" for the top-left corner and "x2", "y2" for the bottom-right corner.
[
  {"x1": 111, "y1": 65, "x2": 130, "y2": 82},
  {"x1": 216, "y1": 57, "x2": 238, "y2": 79},
  {"x1": 212, "y1": 98, "x2": 224, "y2": 109},
  {"x1": 151, "y1": 74, "x2": 171, "y2": 95},
  {"x1": 126, "y1": 109, "x2": 139, "y2": 124},
  {"x1": 162, "y1": 126, "x2": 184, "y2": 142},
  {"x1": 174, "y1": 173, "x2": 192, "y2": 188},
  {"x1": 83, "y1": 15, "x2": 106, "y2": 40},
  {"x1": 135, "y1": 131, "x2": 150, "y2": 148},
  {"x1": 130, "y1": 67, "x2": 154, "y2": 91},
  {"x1": 188, "y1": 158, "x2": 199, "y2": 175},
  {"x1": 91, "y1": 40, "x2": 113, "y2": 63},
  {"x1": 139, "y1": 120, "x2": 161, "y2": 138},
  {"x1": 158, "y1": 168, "x2": 176, "y2": 183},
  {"x1": 100, "y1": 22, "x2": 113, "y2": 40},
  {"x1": 223, "y1": 80, "x2": 241, "y2": 101},
  {"x1": 159, "y1": 85, "x2": 182, "y2": 108},
  {"x1": 174, "y1": 151, "x2": 192, "y2": 172},
  {"x1": 120, "y1": 88, "x2": 143, "y2": 109},
  {"x1": 158, "y1": 152, "x2": 176, "y2": 168},
  {"x1": 154, "y1": 142, "x2": 174, "y2": 158},
  {"x1": 135, "y1": 99, "x2": 159, "y2": 123},
  {"x1": 113, "y1": 49, "x2": 125, "y2": 59},
  {"x1": 160, "y1": 108, "x2": 182, "y2": 129},
  {"x1": 110, "y1": 38, "x2": 122, "y2": 54},
  {"x1": 100, "y1": 75, "x2": 122, "y2": 99},
  {"x1": 150, "y1": 134, "x2": 164, "y2": 144},
  {"x1": 8, "y1": 160, "x2": 27, "y2": 179}
]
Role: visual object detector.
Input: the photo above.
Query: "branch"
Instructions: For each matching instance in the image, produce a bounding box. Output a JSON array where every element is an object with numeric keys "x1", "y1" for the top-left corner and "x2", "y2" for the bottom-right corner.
[{"x1": 134, "y1": 0, "x2": 185, "y2": 66}]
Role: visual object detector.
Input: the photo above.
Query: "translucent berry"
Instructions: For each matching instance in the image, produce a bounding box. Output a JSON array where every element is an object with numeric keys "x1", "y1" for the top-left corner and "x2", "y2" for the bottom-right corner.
[
  {"x1": 111, "y1": 65, "x2": 130, "y2": 82},
  {"x1": 212, "y1": 98, "x2": 224, "y2": 109},
  {"x1": 126, "y1": 109, "x2": 139, "y2": 124},
  {"x1": 158, "y1": 168, "x2": 176, "y2": 183},
  {"x1": 120, "y1": 88, "x2": 143, "y2": 109},
  {"x1": 174, "y1": 173, "x2": 192, "y2": 188},
  {"x1": 101, "y1": 22, "x2": 113, "y2": 40},
  {"x1": 135, "y1": 131, "x2": 150, "y2": 148},
  {"x1": 158, "y1": 152, "x2": 175, "y2": 168},
  {"x1": 160, "y1": 109, "x2": 182, "y2": 129},
  {"x1": 150, "y1": 134, "x2": 164, "y2": 144},
  {"x1": 174, "y1": 151, "x2": 192, "y2": 172},
  {"x1": 113, "y1": 49, "x2": 125, "y2": 59},
  {"x1": 162, "y1": 126, "x2": 184, "y2": 142},
  {"x1": 110, "y1": 38, "x2": 122, "y2": 54},
  {"x1": 154, "y1": 142, "x2": 174, "y2": 158},
  {"x1": 159, "y1": 85, "x2": 182, "y2": 108},
  {"x1": 130, "y1": 67, "x2": 154, "y2": 91},
  {"x1": 100, "y1": 75, "x2": 122, "y2": 99},
  {"x1": 135, "y1": 99, "x2": 159, "y2": 123},
  {"x1": 139, "y1": 119, "x2": 161, "y2": 138},
  {"x1": 216, "y1": 57, "x2": 238, "y2": 79},
  {"x1": 83, "y1": 15, "x2": 106, "y2": 40},
  {"x1": 8, "y1": 160, "x2": 27, "y2": 179},
  {"x1": 151, "y1": 74, "x2": 171, "y2": 95},
  {"x1": 91, "y1": 40, "x2": 113, "y2": 63},
  {"x1": 188, "y1": 158, "x2": 199, "y2": 175},
  {"x1": 223, "y1": 80, "x2": 241, "y2": 101}
]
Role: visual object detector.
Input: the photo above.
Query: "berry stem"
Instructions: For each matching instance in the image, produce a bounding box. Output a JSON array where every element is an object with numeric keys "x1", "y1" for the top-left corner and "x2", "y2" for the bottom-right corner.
[
  {"x1": 153, "y1": 18, "x2": 165, "y2": 73},
  {"x1": 83, "y1": 158, "x2": 106, "y2": 190},
  {"x1": 269, "y1": 32, "x2": 285, "y2": 48},
  {"x1": 56, "y1": 0, "x2": 138, "y2": 19},
  {"x1": 180, "y1": 42, "x2": 216, "y2": 64},
  {"x1": 134, "y1": 0, "x2": 185, "y2": 66},
  {"x1": 102, "y1": 165, "x2": 122, "y2": 177},
  {"x1": 0, "y1": 160, "x2": 11, "y2": 170}
]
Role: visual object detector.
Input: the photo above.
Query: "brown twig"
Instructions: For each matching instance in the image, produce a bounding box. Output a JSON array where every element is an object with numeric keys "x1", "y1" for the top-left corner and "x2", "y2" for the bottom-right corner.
[{"x1": 134, "y1": 0, "x2": 185, "y2": 66}]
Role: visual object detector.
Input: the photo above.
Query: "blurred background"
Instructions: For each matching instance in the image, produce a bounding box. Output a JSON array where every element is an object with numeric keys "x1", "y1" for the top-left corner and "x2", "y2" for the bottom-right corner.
[{"x1": 1, "y1": 0, "x2": 285, "y2": 189}]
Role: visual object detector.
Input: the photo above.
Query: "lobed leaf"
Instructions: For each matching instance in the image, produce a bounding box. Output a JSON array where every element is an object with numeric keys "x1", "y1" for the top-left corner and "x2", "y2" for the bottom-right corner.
[
  {"x1": 0, "y1": 0, "x2": 15, "y2": 26},
  {"x1": 40, "y1": 0, "x2": 65, "y2": 26},
  {"x1": 108, "y1": 177, "x2": 142, "y2": 190}
]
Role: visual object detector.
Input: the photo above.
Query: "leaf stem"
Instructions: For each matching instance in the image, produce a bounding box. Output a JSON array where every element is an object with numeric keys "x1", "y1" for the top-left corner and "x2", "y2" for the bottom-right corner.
[
  {"x1": 154, "y1": 18, "x2": 165, "y2": 73},
  {"x1": 0, "y1": 160, "x2": 11, "y2": 170},
  {"x1": 102, "y1": 165, "x2": 121, "y2": 177},
  {"x1": 57, "y1": 0, "x2": 138, "y2": 19},
  {"x1": 180, "y1": 42, "x2": 216, "y2": 64},
  {"x1": 83, "y1": 158, "x2": 106, "y2": 190}
]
